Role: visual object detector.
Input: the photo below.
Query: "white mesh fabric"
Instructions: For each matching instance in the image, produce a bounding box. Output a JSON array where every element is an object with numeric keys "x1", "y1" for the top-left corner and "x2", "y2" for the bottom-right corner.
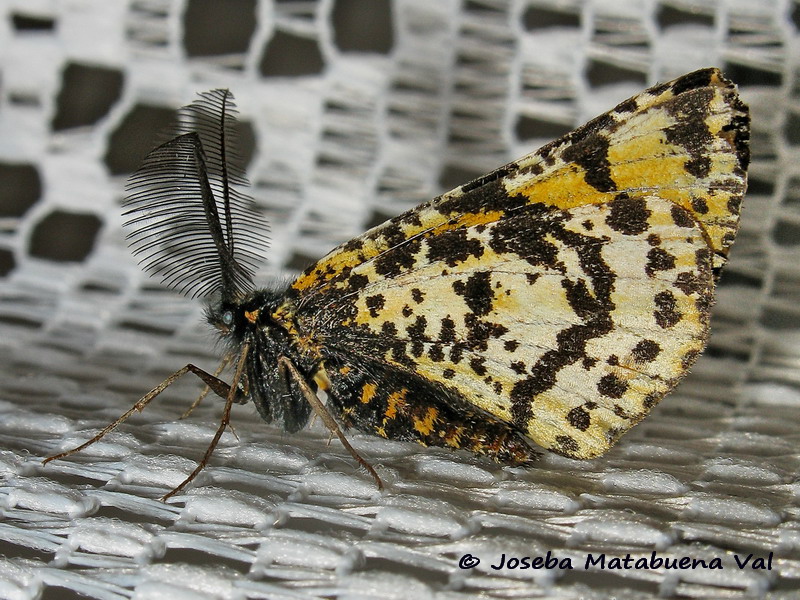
[{"x1": 0, "y1": 0, "x2": 798, "y2": 598}]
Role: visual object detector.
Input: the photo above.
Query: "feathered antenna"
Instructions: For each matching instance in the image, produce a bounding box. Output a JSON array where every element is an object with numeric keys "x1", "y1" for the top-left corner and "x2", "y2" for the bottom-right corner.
[{"x1": 122, "y1": 89, "x2": 268, "y2": 302}]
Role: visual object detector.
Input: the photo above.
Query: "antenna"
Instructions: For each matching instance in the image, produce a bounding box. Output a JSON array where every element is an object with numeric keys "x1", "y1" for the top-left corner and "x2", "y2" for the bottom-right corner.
[{"x1": 122, "y1": 89, "x2": 268, "y2": 301}]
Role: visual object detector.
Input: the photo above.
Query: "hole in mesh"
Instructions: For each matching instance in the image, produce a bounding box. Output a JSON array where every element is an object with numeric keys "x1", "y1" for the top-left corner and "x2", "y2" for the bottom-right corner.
[
  {"x1": 558, "y1": 565, "x2": 660, "y2": 595},
  {"x1": 29, "y1": 210, "x2": 102, "y2": 263},
  {"x1": 656, "y1": 5, "x2": 714, "y2": 29},
  {"x1": 0, "y1": 162, "x2": 41, "y2": 217},
  {"x1": 438, "y1": 165, "x2": 484, "y2": 191},
  {"x1": 718, "y1": 270, "x2": 762, "y2": 289},
  {"x1": 233, "y1": 120, "x2": 256, "y2": 170},
  {"x1": 515, "y1": 115, "x2": 572, "y2": 141},
  {"x1": 158, "y1": 547, "x2": 250, "y2": 573},
  {"x1": 0, "y1": 314, "x2": 41, "y2": 329},
  {"x1": 316, "y1": 153, "x2": 348, "y2": 169},
  {"x1": 11, "y1": 12, "x2": 56, "y2": 30},
  {"x1": 81, "y1": 281, "x2": 121, "y2": 294},
  {"x1": 285, "y1": 252, "x2": 317, "y2": 272},
  {"x1": 522, "y1": 6, "x2": 580, "y2": 30},
  {"x1": 785, "y1": 111, "x2": 800, "y2": 146},
  {"x1": 586, "y1": 61, "x2": 647, "y2": 88},
  {"x1": 51, "y1": 63, "x2": 124, "y2": 131},
  {"x1": 259, "y1": 30, "x2": 324, "y2": 77},
  {"x1": 9, "y1": 92, "x2": 40, "y2": 106},
  {"x1": 0, "y1": 539, "x2": 52, "y2": 562},
  {"x1": 0, "y1": 248, "x2": 15, "y2": 276},
  {"x1": 793, "y1": 3, "x2": 800, "y2": 31},
  {"x1": 464, "y1": 1, "x2": 504, "y2": 13},
  {"x1": 361, "y1": 558, "x2": 449, "y2": 586},
  {"x1": 93, "y1": 504, "x2": 174, "y2": 525},
  {"x1": 773, "y1": 220, "x2": 800, "y2": 246},
  {"x1": 760, "y1": 306, "x2": 800, "y2": 330},
  {"x1": 116, "y1": 320, "x2": 176, "y2": 336},
  {"x1": 279, "y1": 513, "x2": 369, "y2": 538},
  {"x1": 746, "y1": 177, "x2": 774, "y2": 196},
  {"x1": 183, "y1": 0, "x2": 256, "y2": 57},
  {"x1": 364, "y1": 210, "x2": 394, "y2": 230},
  {"x1": 723, "y1": 63, "x2": 781, "y2": 87},
  {"x1": 705, "y1": 344, "x2": 752, "y2": 362},
  {"x1": 332, "y1": 0, "x2": 393, "y2": 54},
  {"x1": 105, "y1": 104, "x2": 177, "y2": 175},
  {"x1": 41, "y1": 586, "x2": 89, "y2": 600}
]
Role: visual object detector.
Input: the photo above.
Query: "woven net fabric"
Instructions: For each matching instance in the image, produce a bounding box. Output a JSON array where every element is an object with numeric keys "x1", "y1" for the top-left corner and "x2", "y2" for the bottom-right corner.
[{"x1": 0, "y1": 0, "x2": 798, "y2": 598}]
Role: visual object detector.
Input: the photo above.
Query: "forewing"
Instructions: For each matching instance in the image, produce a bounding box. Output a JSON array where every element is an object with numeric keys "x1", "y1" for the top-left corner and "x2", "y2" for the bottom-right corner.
[{"x1": 282, "y1": 68, "x2": 748, "y2": 459}]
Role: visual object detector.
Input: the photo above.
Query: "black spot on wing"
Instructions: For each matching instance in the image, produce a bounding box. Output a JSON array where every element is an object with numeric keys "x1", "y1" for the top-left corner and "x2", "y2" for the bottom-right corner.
[
  {"x1": 373, "y1": 222, "x2": 406, "y2": 247},
  {"x1": 654, "y1": 290, "x2": 682, "y2": 328},
  {"x1": 426, "y1": 227, "x2": 484, "y2": 267},
  {"x1": 470, "y1": 356, "x2": 487, "y2": 376},
  {"x1": 674, "y1": 271, "x2": 704, "y2": 299},
  {"x1": 365, "y1": 294, "x2": 385, "y2": 317},
  {"x1": 437, "y1": 177, "x2": 528, "y2": 216},
  {"x1": 346, "y1": 273, "x2": 369, "y2": 292},
  {"x1": 463, "y1": 314, "x2": 508, "y2": 352},
  {"x1": 554, "y1": 435, "x2": 580, "y2": 455},
  {"x1": 562, "y1": 278, "x2": 605, "y2": 320},
  {"x1": 428, "y1": 344, "x2": 444, "y2": 362},
  {"x1": 373, "y1": 237, "x2": 422, "y2": 277},
  {"x1": 614, "y1": 96, "x2": 638, "y2": 113},
  {"x1": 561, "y1": 132, "x2": 616, "y2": 193},
  {"x1": 631, "y1": 339, "x2": 661, "y2": 363},
  {"x1": 439, "y1": 317, "x2": 456, "y2": 343},
  {"x1": 452, "y1": 271, "x2": 494, "y2": 316},
  {"x1": 597, "y1": 373, "x2": 628, "y2": 398},
  {"x1": 670, "y1": 205, "x2": 695, "y2": 228},
  {"x1": 645, "y1": 247, "x2": 676, "y2": 277},
  {"x1": 690, "y1": 197, "x2": 709, "y2": 214},
  {"x1": 342, "y1": 237, "x2": 364, "y2": 252},
  {"x1": 510, "y1": 360, "x2": 526, "y2": 374},
  {"x1": 606, "y1": 195, "x2": 651, "y2": 235},
  {"x1": 489, "y1": 205, "x2": 565, "y2": 269},
  {"x1": 406, "y1": 315, "x2": 427, "y2": 357},
  {"x1": 567, "y1": 406, "x2": 591, "y2": 431},
  {"x1": 511, "y1": 317, "x2": 613, "y2": 426},
  {"x1": 668, "y1": 68, "x2": 715, "y2": 95}
]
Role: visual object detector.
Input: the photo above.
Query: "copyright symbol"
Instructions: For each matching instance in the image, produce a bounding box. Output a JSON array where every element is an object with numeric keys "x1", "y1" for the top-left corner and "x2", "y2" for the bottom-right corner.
[{"x1": 459, "y1": 553, "x2": 480, "y2": 569}]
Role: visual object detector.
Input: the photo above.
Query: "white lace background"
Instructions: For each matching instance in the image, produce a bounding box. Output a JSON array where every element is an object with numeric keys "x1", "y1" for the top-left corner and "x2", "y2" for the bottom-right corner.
[{"x1": 0, "y1": 1, "x2": 798, "y2": 598}]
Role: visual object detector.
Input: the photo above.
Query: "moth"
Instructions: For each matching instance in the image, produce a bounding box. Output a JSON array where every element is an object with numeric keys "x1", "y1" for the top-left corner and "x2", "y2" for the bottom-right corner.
[{"x1": 45, "y1": 69, "x2": 749, "y2": 498}]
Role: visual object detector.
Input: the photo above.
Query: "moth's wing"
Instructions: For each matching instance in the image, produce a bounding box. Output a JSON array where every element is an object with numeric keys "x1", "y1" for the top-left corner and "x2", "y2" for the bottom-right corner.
[
  {"x1": 291, "y1": 67, "x2": 748, "y2": 300},
  {"x1": 280, "y1": 68, "x2": 748, "y2": 459}
]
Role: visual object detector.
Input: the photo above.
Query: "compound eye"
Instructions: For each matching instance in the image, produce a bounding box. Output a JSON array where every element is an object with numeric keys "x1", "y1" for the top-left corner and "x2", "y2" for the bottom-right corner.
[{"x1": 222, "y1": 310, "x2": 234, "y2": 326}]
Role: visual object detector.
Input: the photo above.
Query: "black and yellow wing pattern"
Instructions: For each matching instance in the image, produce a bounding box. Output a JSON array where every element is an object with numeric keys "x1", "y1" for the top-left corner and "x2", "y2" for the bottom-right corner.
[{"x1": 272, "y1": 68, "x2": 749, "y2": 462}]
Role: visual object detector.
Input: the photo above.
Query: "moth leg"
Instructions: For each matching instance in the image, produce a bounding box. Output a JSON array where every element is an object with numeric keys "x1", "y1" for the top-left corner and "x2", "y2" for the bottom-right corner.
[
  {"x1": 278, "y1": 356, "x2": 383, "y2": 491},
  {"x1": 161, "y1": 341, "x2": 250, "y2": 500},
  {"x1": 181, "y1": 353, "x2": 246, "y2": 442},
  {"x1": 307, "y1": 370, "x2": 331, "y2": 430},
  {"x1": 43, "y1": 346, "x2": 249, "y2": 501},
  {"x1": 181, "y1": 353, "x2": 234, "y2": 419},
  {"x1": 43, "y1": 363, "x2": 232, "y2": 465}
]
